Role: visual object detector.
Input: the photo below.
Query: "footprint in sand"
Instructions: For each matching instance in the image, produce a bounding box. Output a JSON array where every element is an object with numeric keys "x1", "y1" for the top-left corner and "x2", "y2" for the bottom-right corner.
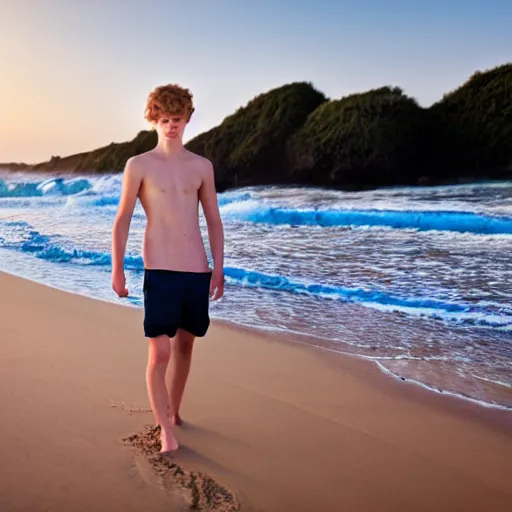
[
  {"x1": 122, "y1": 425, "x2": 241, "y2": 512},
  {"x1": 132, "y1": 453, "x2": 190, "y2": 510}
]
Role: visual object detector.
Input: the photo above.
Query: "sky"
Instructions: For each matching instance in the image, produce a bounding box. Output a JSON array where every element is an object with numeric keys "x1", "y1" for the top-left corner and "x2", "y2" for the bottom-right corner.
[{"x1": 0, "y1": 0, "x2": 511, "y2": 163}]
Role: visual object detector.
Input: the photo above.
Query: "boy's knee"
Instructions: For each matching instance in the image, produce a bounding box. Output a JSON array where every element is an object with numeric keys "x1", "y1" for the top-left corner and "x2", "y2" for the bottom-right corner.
[
  {"x1": 178, "y1": 342, "x2": 194, "y2": 358},
  {"x1": 148, "y1": 337, "x2": 171, "y2": 365},
  {"x1": 153, "y1": 348, "x2": 170, "y2": 365},
  {"x1": 174, "y1": 332, "x2": 195, "y2": 358}
]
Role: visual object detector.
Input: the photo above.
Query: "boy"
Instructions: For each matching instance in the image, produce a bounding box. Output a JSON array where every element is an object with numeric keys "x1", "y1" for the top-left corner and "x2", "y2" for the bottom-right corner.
[{"x1": 111, "y1": 84, "x2": 225, "y2": 453}]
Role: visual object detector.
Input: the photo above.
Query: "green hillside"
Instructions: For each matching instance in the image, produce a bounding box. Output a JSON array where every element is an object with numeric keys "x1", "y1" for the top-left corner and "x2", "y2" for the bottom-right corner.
[
  {"x1": 2, "y1": 62, "x2": 511, "y2": 190},
  {"x1": 429, "y1": 63, "x2": 512, "y2": 179},
  {"x1": 286, "y1": 86, "x2": 432, "y2": 188},
  {"x1": 185, "y1": 82, "x2": 327, "y2": 189}
]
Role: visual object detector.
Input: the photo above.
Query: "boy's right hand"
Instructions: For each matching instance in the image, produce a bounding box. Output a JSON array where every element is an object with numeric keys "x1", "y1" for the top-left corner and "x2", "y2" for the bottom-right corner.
[{"x1": 112, "y1": 270, "x2": 129, "y2": 297}]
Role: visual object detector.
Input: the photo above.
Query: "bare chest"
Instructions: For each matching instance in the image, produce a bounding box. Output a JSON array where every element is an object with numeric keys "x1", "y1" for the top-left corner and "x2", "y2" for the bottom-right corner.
[{"x1": 143, "y1": 165, "x2": 202, "y2": 201}]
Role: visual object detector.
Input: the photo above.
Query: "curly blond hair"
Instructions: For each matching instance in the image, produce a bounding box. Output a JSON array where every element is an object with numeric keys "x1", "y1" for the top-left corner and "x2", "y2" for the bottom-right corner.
[{"x1": 144, "y1": 84, "x2": 195, "y2": 123}]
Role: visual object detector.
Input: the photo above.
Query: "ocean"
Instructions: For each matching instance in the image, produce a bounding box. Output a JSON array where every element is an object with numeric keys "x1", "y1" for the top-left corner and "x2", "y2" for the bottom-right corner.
[{"x1": 0, "y1": 171, "x2": 511, "y2": 410}]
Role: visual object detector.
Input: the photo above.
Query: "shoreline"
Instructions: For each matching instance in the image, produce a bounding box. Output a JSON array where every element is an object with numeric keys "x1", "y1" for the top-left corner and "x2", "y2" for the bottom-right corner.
[
  {"x1": 1, "y1": 270, "x2": 511, "y2": 511},
  {"x1": 211, "y1": 316, "x2": 512, "y2": 424},
  {"x1": 1, "y1": 264, "x2": 511, "y2": 414}
]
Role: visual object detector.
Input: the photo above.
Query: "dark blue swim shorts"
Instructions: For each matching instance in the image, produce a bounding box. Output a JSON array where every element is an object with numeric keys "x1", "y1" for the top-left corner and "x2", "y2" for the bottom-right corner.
[{"x1": 143, "y1": 268, "x2": 212, "y2": 338}]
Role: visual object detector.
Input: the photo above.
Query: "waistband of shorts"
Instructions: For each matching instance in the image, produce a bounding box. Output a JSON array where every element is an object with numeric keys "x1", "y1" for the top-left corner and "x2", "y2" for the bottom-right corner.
[{"x1": 144, "y1": 267, "x2": 212, "y2": 276}]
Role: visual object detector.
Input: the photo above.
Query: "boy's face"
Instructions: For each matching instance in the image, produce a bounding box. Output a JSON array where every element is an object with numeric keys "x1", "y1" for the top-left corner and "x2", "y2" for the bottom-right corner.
[{"x1": 154, "y1": 113, "x2": 189, "y2": 142}]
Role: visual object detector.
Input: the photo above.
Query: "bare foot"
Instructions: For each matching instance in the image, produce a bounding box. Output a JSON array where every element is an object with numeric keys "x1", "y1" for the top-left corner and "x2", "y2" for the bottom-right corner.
[
  {"x1": 160, "y1": 427, "x2": 179, "y2": 453},
  {"x1": 170, "y1": 413, "x2": 183, "y2": 426}
]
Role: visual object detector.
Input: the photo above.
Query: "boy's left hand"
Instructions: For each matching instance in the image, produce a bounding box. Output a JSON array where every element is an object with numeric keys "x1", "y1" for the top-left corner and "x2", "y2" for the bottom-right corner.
[{"x1": 210, "y1": 269, "x2": 225, "y2": 300}]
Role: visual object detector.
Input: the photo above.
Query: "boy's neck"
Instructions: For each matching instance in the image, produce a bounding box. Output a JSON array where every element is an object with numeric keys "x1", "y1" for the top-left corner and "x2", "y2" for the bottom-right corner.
[{"x1": 156, "y1": 139, "x2": 185, "y2": 158}]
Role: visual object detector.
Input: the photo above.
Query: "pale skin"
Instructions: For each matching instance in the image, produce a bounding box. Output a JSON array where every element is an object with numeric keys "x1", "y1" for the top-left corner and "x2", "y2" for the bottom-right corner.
[{"x1": 111, "y1": 111, "x2": 225, "y2": 453}]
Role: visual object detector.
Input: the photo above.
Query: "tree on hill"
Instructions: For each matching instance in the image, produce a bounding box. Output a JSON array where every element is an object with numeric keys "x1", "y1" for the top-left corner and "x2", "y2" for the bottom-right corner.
[
  {"x1": 287, "y1": 86, "x2": 432, "y2": 188},
  {"x1": 429, "y1": 63, "x2": 512, "y2": 178}
]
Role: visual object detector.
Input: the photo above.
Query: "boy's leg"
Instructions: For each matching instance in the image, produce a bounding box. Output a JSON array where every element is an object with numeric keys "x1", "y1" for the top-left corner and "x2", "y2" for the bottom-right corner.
[
  {"x1": 166, "y1": 328, "x2": 195, "y2": 425},
  {"x1": 146, "y1": 335, "x2": 179, "y2": 452}
]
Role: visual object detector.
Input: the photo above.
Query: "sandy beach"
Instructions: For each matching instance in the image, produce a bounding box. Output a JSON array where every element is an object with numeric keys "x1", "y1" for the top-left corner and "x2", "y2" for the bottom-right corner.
[{"x1": 0, "y1": 270, "x2": 511, "y2": 512}]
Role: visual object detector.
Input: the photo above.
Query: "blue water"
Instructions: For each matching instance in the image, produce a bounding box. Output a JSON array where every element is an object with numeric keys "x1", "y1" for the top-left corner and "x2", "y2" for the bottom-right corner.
[
  {"x1": 228, "y1": 205, "x2": 512, "y2": 234},
  {"x1": 1, "y1": 171, "x2": 511, "y2": 410}
]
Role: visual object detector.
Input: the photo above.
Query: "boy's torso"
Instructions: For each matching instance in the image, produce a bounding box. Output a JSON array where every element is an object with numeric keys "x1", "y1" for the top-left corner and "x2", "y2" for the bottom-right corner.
[{"x1": 136, "y1": 150, "x2": 210, "y2": 272}]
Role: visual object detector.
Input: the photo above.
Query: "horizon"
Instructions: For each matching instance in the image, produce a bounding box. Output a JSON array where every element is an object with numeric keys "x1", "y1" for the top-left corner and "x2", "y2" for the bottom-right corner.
[{"x1": 1, "y1": 0, "x2": 511, "y2": 164}]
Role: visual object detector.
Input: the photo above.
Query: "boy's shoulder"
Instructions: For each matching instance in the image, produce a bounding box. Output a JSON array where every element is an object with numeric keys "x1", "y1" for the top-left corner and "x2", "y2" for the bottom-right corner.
[
  {"x1": 126, "y1": 150, "x2": 153, "y2": 167},
  {"x1": 122, "y1": 151, "x2": 155, "y2": 179},
  {"x1": 185, "y1": 150, "x2": 214, "y2": 176},
  {"x1": 185, "y1": 149, "x2": 212, "y2": 165}
]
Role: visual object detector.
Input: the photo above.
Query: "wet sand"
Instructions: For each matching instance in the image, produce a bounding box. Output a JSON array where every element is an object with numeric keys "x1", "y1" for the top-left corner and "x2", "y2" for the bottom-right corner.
[{"x1": 0, "y1": 271, "x2": 511, "y2": 511}]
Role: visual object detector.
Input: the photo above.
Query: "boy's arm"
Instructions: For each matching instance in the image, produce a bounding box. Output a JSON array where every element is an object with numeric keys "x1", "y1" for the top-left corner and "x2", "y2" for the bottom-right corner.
[
  {"x1": 111, "y1": 157, "x2": 143, "y2": 296},
  {"x1": 199, "y1": 159, "x2": 225, "y2": 300}
]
